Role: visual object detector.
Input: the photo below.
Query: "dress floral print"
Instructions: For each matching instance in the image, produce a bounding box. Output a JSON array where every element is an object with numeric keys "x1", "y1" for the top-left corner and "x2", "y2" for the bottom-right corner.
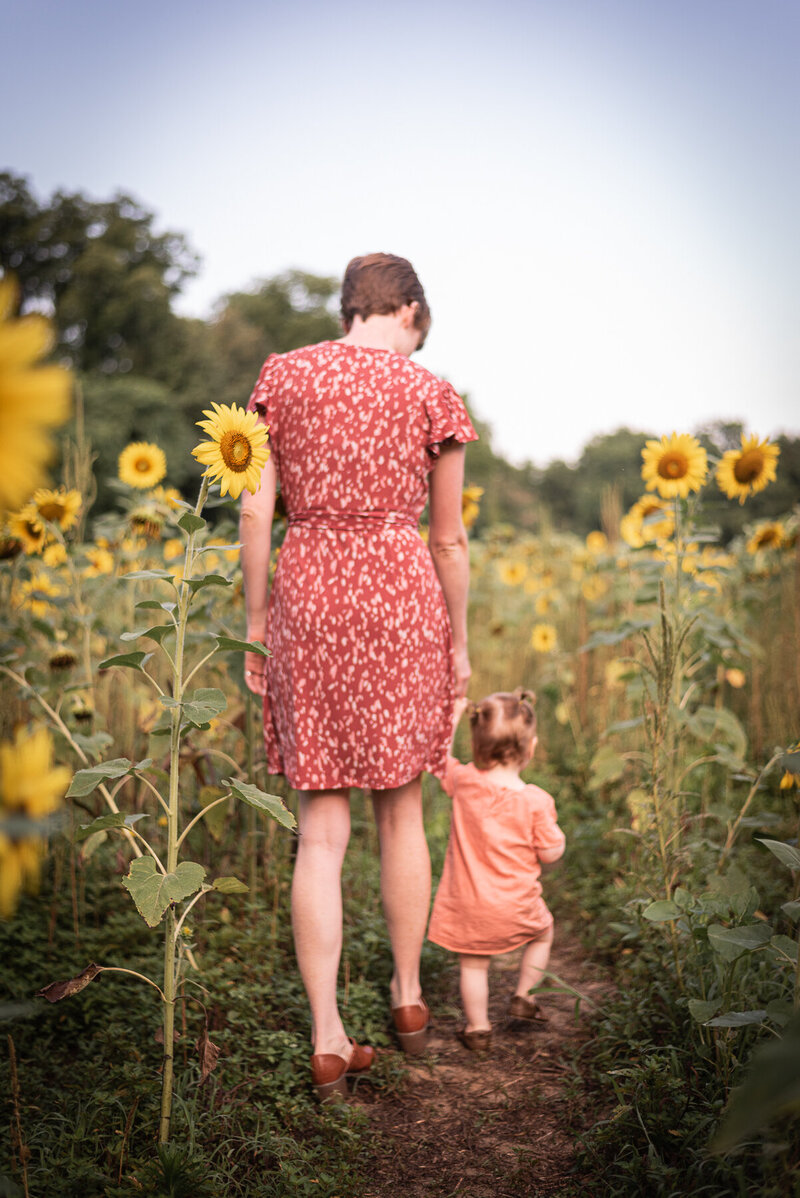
[{"x1": 247, "y1": 340, "x2": 477, "y2": 791}]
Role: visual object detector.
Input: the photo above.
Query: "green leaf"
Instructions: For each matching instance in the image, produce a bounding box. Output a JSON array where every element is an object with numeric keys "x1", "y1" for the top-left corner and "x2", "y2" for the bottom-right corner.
[
  {"x1": 135, "y1": 599, "x2": 177, "y2": 614},
  {"x1": 769, "y1": 934, "x2": 799, "y2": 963},
  {"x1": 178, "y1": 512, "x2": 206, "y2": 534},
  {"x1": 226, "y1": 778, "x2": 296, "y2": 830},
  {"x1": 98, "y1": 651, "x2": 152, "y2": 672},
  {"x1": 780, "y1": 749, "x2": 800, "y2": 772},
  {"x1": 75, "y1": 812, "x2": 148, "y2": 842},
  {"x1": 120, "y1": 624, "x2": 173, "y2": 645},
  {"x1": 67, "y1": 757, "x2": 152, "y2": 798},
  {"x1": 587, "y1": 745, "x2": 625, "y2": 791},
  {"x1": 673, "y1": 887, "x2": 694, "y2": 911},
  {"x1": 643, "y1": 899, "x2": 681, "y2": 922},
  {"x1": 781, "y1": 900, "x2": 800, "y2": 923},
  {"x1": 579, "y1": 619, "x2": 653, "y2": 652},
  {"x1": 758, "y1": 839, "x2": 800, "y2": 871},
  {"x1": 197, "y1": 786, "x2": 228, "y2": 842},
  {"x1": 684, "y1": 705, "x2": 748, "y2": 762},
  {"x1": 709, "y1": 1014, "x2": 800, "y2": 1152},
  {"x1": 183, "y1": 688, "x2": 227, "y2": 728},
  {"x1": 122, "y1": 858, "x2": 207, "y2": 927},
  {"x1": 123, "y1": 569, "x2": 176, "y2": 582},
  {"x1": 213, "y1": 636, "x2": 270, "y2": 656},
  {"x1": 688, "y1": 999, "x2": 719, "y2": 1023},
  {"x1": 70, "y1": 730, "x2": 114, "y2": 762},
  {"x1": 186, "y1": 574, "x2": 232, "y2": 595},
  {"x1": 706, "y1": 1009, "x2": 767, "y2": 1028},
  {"x1": 212, "y1": 876, "x2": 249, "y2": 894},
  {"x1": 707, "y1": 922, "x2": 773, "y2": 961}
]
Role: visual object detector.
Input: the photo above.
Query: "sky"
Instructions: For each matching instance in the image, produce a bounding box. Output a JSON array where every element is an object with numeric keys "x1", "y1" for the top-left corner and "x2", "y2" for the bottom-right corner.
[{"x1": 3, "y1": 0, "x2": 799, "y2": 465}]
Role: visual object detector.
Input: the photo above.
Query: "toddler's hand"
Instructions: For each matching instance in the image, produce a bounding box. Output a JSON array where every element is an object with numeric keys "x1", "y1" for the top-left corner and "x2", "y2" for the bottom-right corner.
[{"x1": 453, "y1": 696, "x2": 469, "y2": 723}]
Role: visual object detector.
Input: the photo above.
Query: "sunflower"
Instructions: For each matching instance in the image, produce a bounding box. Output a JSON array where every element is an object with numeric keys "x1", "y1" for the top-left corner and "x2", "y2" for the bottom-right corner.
[
  {"x1": 497, "y1": 560, "x2": 526, "y2": 586},
  {"x1": 32, "y1": 486, "x2": 82, "y2": 531},
  {"x1": 781, "y1": 771, "x2": 800, "y2": 790},
  {"x1": 192, "y1": 402, "x2": 270, "y2": 499},
  {"x1": 9, "y1": 504, "x2": 47, "y2": 554},
  {"x1": 13, "y1": 571, "x2": 63, "y2": 616},
  {"x1": 82, "y1": 546, "x2": 115, "y2": 577},
  {"x1": 585, "y1": 530, "x2": 608, "y2": 554},
  {"x1": 716, "y1": 434, "x2": 779, "y2": 504},
  {"x1": 118, "y1": 441, "x2": 168, "y2": 489},
  {"x1": 605, "y1": 659, "x2": 628, "y2": 689},
  {"x1": 130, "y1": 502, "x2": 164, "y2": 540},
  {"x1": 581, "y1": 575, "x2": 609, "y2": 602},
  {"x1": 49, "y1": 647, "x2": 78, "y2": 672},
  {"x1": 641, "y1": 433, "x2": 707, "y2": 499},
  {"x1": 162, "y1": 537, "x2": 184, "y2": 563},
  {"x1": 462, "y1": 485, "x2": 484, "y2": 530},
  {"x1": 0, "y1": 276, "x2": 72, "y2": 512},
  {"x1": 42, "y1": 541, "x2": 68, "y2": 568},
  {"x1": 0, "y1": 724, "x2": 70, "y2": 818},
  {"x1": 0, "y1": 836, "x2": 46, "y2": 918},
  {"x1": 620, "y1": 496, "x2": 675, "y2": 548},
  {"x1": 746, "y1": 521, "x2": 785, "y2": 554},
  {"x1": 725, "y1": 668, "x2": 746, "y2": 689},
  {"x1": 150, "y1": 484, "x2": 183, "y2": 509},
  {"x1": 530, "y1": 623, "x2": 557, "y2": 653}
]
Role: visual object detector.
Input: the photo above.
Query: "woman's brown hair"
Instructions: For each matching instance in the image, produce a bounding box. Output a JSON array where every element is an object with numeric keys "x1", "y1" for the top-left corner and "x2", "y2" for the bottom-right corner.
[
  {"x1": 340, "y1": 253, "x2": 431, "y2": 342},
  {"x1": 469, "y1": 690, "x2": 537, "y2": 770}
]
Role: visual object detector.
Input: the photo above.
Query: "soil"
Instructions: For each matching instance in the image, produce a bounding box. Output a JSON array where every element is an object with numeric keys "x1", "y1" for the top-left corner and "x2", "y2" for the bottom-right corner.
[{"x1": 353, "y1": 936, "x2": 611, "y2": 1198}]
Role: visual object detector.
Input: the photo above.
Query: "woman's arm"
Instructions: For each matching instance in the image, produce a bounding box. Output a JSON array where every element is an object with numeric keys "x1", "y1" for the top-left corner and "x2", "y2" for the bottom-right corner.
[
  {"x1": 239, "y1": 455, "x2": 277, "y2": 696},
  {"x1": 428, "y1": 441, "x2": 471, "y2": 697}
]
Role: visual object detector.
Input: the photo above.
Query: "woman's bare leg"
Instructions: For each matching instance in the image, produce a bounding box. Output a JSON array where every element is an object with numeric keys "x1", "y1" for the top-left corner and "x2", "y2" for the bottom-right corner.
[
  {"x1": 371, "y1": 775, "x2": 430, "y2": 1008},
  {"x1": 291, "y1": 789, "x2": 352, "y2": 1058},
  {"x1": 515, "y1": 925, "x2": 554, "y2": 997},
  {"x1": 459, "y1": 954, "x2": 492, "y2": 1031}
]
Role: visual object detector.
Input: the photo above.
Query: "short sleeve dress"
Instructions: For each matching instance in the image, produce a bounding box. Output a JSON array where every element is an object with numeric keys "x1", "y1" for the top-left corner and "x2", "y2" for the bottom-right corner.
[
  {"x1": 246, "y1": 340, "x2": 477, "y2": 792},
  {"x1": 427, "y1": 758, "x2": 566, "y2": 955}
]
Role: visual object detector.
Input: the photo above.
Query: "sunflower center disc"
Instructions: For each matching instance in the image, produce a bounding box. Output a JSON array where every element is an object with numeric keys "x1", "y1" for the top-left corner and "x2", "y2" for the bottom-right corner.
[
  {"x1": 135, "y1": 458, "x2": 151, "y2": 473},
  {"x1": 659, "y1": 453, "x2": 688, "y2": 479},
  {"x1": 38, "y1": 502, "x2": 63, "y2": 521},
  {"x1": 733, "y1": 450, "x2": 764, "y2": 484},
  {"x1": 220, "y1": 431, "x2": 252, "y2": 473}
]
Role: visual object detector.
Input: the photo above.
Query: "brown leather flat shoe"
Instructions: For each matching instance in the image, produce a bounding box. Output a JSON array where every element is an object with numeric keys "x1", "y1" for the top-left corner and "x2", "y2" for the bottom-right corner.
[
  {"x1": 391, "y1": 997, "x2": 430, "y2": 1055},
  {"x1": 310, "y1": 1038, "x2": 376, "y2": 1102},
  {"x1": 508, "y1": 994, "x2": 548, "y2": 1023},
  {"x1": 457, "y1": 1026, "x2": 492, "y2": 1052}
]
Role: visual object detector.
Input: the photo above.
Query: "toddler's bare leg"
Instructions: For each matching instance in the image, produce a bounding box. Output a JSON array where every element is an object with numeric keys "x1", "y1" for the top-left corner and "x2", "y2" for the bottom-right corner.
[
  {"x1": 459, "y1": 954, "x2": 492, "y2": 1031},
  {"x1": 515, "y1": 925, "x2": 554, "y2": 998}
]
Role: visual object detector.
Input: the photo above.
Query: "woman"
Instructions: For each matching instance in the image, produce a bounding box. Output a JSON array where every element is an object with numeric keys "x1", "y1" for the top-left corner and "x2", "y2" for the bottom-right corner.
[{"x1": 240, "y1": 253, "x2": 476, "y2": 1100}]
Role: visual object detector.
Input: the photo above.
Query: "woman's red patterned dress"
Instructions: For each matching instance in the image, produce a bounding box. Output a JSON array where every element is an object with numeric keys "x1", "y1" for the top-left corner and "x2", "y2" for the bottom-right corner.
[{"x1": 247, "y1": 340, "x2": 476, "y2": 791}]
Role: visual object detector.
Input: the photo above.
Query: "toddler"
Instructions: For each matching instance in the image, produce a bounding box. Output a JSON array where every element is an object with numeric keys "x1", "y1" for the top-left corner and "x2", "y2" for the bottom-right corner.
[{"x1": 427, "y1": 690, "x2": 566, "y2": 1050}]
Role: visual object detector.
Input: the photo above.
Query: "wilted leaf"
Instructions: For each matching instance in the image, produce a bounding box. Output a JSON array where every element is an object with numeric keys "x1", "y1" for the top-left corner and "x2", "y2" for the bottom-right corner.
[
  {"x1": 226, "y1": 778, "x2": 296, "y2": 830},
  {"x1": 122, "y1": 858, "x2": 207, "y2": 927},
  {"x1": 707, "y1": 922, "x2": 773, "y2": 962},
  {"x1": 197, "y1": 1023, "x2": 220, "y2": 1084},
  {"x1": 37, "y1": 962, "x2": 103, "y2": 1003},
  {"x1": 212, "y1": 876, "x2": 249, "y2": 894},
  {"x1": 197, "y1": 786, "x2": 228, "y2": 842}
]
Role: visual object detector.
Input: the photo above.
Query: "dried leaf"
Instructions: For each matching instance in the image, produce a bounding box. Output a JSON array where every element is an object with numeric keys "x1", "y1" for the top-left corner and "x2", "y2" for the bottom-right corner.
[
  {"x1": 197, "y1": 1024, "x2": 220, "y2": 1084},
  {"x1": 37, "y1": 962, "x2": 103, "y2": 1003}
]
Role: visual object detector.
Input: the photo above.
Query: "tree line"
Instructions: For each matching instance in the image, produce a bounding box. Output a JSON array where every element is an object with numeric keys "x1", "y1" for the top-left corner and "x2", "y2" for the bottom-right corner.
[{"x1": 2, "y1": 172, "x2": 797, "y2": 537}]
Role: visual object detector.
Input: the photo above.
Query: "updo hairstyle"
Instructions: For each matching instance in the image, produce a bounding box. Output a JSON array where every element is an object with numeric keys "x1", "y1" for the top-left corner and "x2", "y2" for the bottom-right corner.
[
  {"x1": 469, "y1": 690, "x2": 537, "y2": 770},
  {"x1": 340, "y1": 253, "x2": 431, "y2": 344}
]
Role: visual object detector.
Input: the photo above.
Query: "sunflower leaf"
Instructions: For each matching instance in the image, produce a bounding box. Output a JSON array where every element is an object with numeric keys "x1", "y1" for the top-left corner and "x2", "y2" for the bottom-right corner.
[
  {"x1": 120, "y1": 625, "x2": 173, "y2": 645},
  {"x1": 98, "y1": 651, "x2": 153, "y2": 672},
  {"x1": 178, "y1": 513, "x2": 206, "y2": 534},
  {"x1": 67, "y1": 757, "x2": 152, "y2": 797},
  {"x1": 212, "y1": 876, "x2": 249, "y2": 894},
  {"x1": 122, "y1": 858, "x2": 207, "y2": 927},
  {"x1": 186, "y1": 574, "x2": 232, "y2": 595},
  {"x1": 182, "y1": 688, "x2": 227, "y2": 728},
  {"x1": 123, "y1": 569, "x2": 176, "y2": 582},
  {"x1": 75, "y1": 812, "x2": 148, "y2": 842},
  {"x1": 226, "y1": 778, "x2": 296, "y2": 830},
  {"x1": 214, "y1": 637, "x2": 271, "y2": 656},
  {"x1": 758, "y1": 839, "x2": 800, "y2": 871}
]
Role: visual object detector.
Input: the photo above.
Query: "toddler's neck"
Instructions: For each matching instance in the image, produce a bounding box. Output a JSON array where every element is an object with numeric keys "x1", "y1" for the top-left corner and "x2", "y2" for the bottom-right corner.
[{"x1": 480, "y1": 762, "x2": 526, "y2": 790}]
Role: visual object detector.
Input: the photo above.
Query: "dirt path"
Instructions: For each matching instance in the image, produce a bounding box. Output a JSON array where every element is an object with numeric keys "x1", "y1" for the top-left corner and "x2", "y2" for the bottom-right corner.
[{"x1": 356, "y1": 936, "x2": 609, "y2": 1198}]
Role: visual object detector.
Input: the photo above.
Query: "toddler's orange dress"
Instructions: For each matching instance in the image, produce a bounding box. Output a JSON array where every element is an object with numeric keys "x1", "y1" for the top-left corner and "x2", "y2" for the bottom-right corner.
[{"x1": 428, "y1": 757, "x2": 566, "y2": 954}]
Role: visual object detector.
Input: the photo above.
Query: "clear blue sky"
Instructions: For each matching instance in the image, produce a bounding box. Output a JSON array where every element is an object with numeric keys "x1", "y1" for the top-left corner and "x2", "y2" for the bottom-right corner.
[{"x1": 4, "y1": 0, "x2": 798, "y2": 464}]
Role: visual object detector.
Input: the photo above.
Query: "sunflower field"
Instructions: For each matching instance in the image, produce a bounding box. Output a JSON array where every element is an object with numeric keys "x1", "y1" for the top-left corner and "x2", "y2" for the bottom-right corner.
[{"x1": 1, "y1": 275, "x2": 800, "y2": 1198}]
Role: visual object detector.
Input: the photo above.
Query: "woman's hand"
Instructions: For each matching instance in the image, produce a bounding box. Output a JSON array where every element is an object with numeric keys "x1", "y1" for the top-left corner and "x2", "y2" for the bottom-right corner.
[
  {"x1": 244, "y1": 644, "x2": 267, "y2": 697},
  {"x1": 453, "y1": 646, "x2": 471, "y2": 698}
]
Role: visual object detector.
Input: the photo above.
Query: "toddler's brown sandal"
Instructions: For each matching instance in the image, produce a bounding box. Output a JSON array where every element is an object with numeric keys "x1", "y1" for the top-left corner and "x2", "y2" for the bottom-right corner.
[
  {"x1": 310, "y1": 1038, "x2": 376, "y2": 1102},
  {"x1": 508, "y1": 995, "x2": 548, "y2": 1023},
  {"x1": 456, "y1": 1026, "x2": 492, "y2": 1052},
  {"x1": 391, "y1": 997, "x2": 430, "y2": 1055}
]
